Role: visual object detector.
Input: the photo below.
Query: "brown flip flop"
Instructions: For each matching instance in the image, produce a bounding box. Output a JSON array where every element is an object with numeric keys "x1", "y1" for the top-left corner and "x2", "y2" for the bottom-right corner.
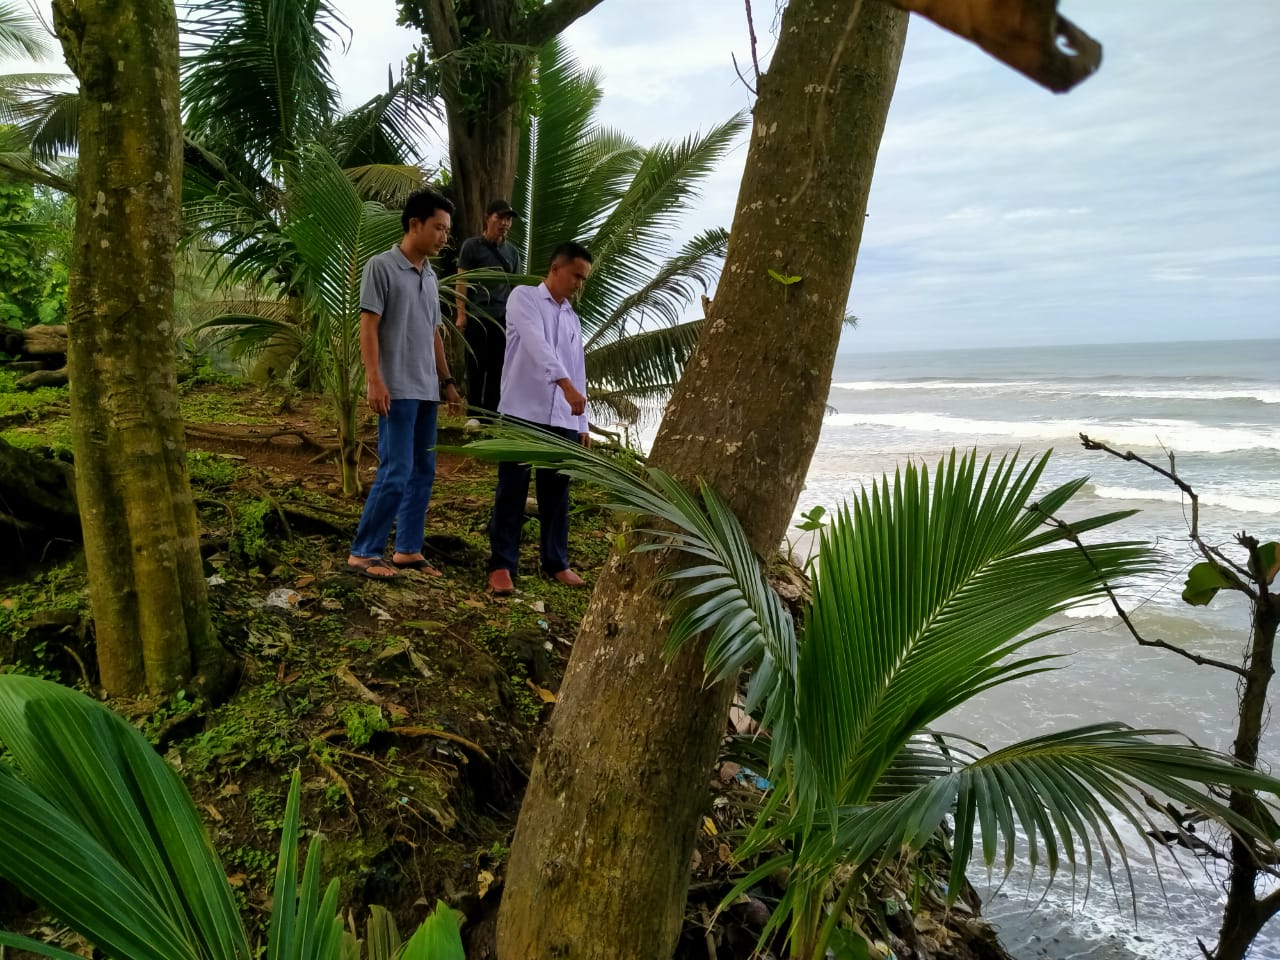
[{"x1": 346, "y1": 559, "x2": 399, "y2": 581}]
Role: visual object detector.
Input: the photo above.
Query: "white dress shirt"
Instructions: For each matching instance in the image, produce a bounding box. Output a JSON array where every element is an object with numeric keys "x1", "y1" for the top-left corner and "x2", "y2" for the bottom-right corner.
[{"x1": 498, "y1": 282, "x2": 589, "y2": 433}]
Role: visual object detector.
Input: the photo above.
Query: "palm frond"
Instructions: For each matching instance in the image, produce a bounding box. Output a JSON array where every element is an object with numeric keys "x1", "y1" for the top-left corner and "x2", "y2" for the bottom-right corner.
[
  {"x1": 11, "y1": 86, "x2": 78, "y2": 162},
  {"x1": 585, "y1": 320, "x2": 702, "y2": 417},
  {"x1": 585, "y1": 228, "x2": 724, "y2": 348},
  {"x1": 343, "y1": 163, "x2": 434, "y2": 204},
  {"x1": 328, "y1": 66, "x2": 441, "y2": 169},
  {"x1": 575, "y1": 114, "x2": 745, "y2": 329},
  {"x1": 512, "y1": 38, "x2": 641, "y2": 273},
  {"x1": 457, "y1": 424, "x2": 799, "y2": 767},
  {"x1": 0, "y1": 674, "x2": 252, "y2": 960},
  {"x1": 794, "y1": 725, "x2": 1280, "y2": 910},
  {"x1": 180, "y1": 0, "x2": 346, "y2": 170},
  {"x1": 0, "y1": 124, "x2": 72, "y2": 192},
  {"x1": 793, "y1": 452, "x2": 1153, "y2": 817},
  {"x1": 0, "y1": 2, "x2": 50, "y2": 61}
]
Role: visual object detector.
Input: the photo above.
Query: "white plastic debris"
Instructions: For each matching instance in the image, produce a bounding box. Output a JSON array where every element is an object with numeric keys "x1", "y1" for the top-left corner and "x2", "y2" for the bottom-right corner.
[{"x1": 264, "y1": 588, "x2": 301, "y2": 610}]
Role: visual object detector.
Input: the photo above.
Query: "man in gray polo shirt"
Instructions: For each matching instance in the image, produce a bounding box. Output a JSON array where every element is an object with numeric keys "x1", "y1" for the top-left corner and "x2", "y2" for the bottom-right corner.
[{"x1": 346, "y1": 189, "x2": 462, "y2": 580}]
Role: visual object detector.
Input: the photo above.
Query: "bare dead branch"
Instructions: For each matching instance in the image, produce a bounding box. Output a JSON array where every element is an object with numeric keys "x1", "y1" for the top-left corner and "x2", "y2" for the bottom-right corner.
[
  {"x1": 1029, "y1": 503, "x2": 1246, "y2": 677},
  {"x1": 730, "y1": 51, "x2": 758, "y2": 97},
  {"x1": 1079, "y1": 433, "x2": 1258, "y2": 597},
  {"x1": 744, "y1": 0, "x2": 762, "y2": 87}
]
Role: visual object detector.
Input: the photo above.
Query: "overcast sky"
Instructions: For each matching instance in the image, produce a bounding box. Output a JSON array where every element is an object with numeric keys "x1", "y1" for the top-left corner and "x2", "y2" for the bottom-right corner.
[{"x1": 29, "y1": 1, "x2": 1280, "y2": 352}]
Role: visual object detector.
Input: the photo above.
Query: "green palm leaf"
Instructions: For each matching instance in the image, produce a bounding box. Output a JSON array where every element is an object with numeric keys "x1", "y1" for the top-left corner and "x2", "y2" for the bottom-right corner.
[
  {"x1": 585, "y1": 319, "x2": 702, "y2": 398},
  {"x1": 343, "y1": 163, "x2": 435, "y2": 204},
  {"x1": 590, "y1": 228, "x2": 724, "y2": 341},
  {"x1": 181, "y1": 0, "x2": 345, "y2": 170},
  {"x1": 576, "y1": 117, "x2": 744, "y2": 332},
  {"x1": 0, "y1": 1, "x2": 50, "y2": 61},
  {"x1": 328, "y1": 67, "x2": 441, "y2": 170},
  {"x1": 0, "y1": 674, "x2": 252, "y2": 960}
]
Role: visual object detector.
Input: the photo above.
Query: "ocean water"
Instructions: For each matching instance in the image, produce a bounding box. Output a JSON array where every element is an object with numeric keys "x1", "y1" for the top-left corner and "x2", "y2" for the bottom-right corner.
[{"x1": 804, "y1": 338, "x2": 1280, "y2": 959}]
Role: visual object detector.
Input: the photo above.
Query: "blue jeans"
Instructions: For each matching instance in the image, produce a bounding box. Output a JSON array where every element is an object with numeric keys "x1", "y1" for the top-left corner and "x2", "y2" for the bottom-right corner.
[
  {"x1": 350, "y1": 399, "x2": 438, "y2": 558},
  {"x1": 488, "y1": 424, "x2": 579, "y2": 576}
]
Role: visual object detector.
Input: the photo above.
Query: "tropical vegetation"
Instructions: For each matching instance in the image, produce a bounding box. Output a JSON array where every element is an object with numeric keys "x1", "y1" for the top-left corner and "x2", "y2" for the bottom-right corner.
[
  {"x1": 0, "y1": 673, "x2": 465, "y2": 959},
  {"x1": 461, "y1": 425, "x2": 1280, "y2": 959},
  {"x1": 510, "y1": 39, "x2": 744, "y2": 424}
]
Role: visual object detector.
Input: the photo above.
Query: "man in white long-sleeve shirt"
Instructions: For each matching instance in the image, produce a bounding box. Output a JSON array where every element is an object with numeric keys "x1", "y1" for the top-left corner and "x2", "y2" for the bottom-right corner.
[{"x1": 486, "y1": 242, "x2": 594, "y2": 596}]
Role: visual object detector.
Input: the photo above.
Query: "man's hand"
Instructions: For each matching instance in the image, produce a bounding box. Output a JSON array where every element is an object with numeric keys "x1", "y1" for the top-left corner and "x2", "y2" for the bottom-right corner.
[
  {"x1": 454, "y1": 313, "x2": 467, "y2": 331},
  {"x1": 444, "y1": 383, "x2": 463, "y2": 416},
  {"x1": 558, "y1": 379, "x2": 587, "y2": 416},
  {"x1": 578, "y1": 432, "x2": 591, "y2": 448},
  {"x1": 366, "y1": 377, "x2": 391, "y2": 416}
]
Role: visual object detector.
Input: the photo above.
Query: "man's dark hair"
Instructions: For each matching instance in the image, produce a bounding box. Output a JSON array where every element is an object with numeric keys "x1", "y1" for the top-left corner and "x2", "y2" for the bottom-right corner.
[
  {"x1": 402, "y1": 189, "x2": 454, "y2": 232},
  {"x1": 549, "y1": 241, "x2": 593, "y2": 269}
]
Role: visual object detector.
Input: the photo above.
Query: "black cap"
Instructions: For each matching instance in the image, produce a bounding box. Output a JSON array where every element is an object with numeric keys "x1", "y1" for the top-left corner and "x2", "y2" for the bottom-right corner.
[{"x1": 486, "y1": 199, "x2": 518, "y2": 218}]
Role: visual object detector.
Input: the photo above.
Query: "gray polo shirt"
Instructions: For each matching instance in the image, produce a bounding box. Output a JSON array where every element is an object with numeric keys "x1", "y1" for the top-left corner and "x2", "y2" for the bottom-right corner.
[{"x1": 360, "y1": 244, "x2": 441, "y2": 401}]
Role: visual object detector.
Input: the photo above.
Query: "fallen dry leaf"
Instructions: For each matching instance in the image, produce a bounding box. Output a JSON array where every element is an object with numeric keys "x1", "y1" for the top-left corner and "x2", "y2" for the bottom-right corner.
[
  {"x1": 203, "y1": 803, "x2": 223, "y2": 822},
  {"x1": 525, "y1": 678, "x2": 556, "y2": 703}
]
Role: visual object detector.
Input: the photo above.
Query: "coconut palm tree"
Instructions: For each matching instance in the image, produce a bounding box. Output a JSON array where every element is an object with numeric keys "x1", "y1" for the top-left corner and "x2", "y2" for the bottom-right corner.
[
  {"x1": 0, "y1": 674, "x2": 464, "y2": 960},
  {"x1": 460, "y1": 426, "x2": 1280, "y2": 960},
  {"x1": 509, "y1": 39, "x2": 745, "y2": 424}
]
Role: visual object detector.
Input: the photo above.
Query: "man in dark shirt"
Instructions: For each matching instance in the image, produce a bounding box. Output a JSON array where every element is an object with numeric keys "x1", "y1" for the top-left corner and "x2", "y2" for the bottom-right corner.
[{"x1": 454, "y1": 199, "x2": 521, "y2": 422}]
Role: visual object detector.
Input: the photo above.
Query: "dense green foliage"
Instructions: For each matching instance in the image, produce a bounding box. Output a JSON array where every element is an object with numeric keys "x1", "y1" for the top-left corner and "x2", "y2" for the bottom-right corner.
[
  {"x1": 0, "y1": 675, "x2": 464, "y2": 959},
  {"x1": 0, "y1": 179, "x2": 68, "y2": 327},
  {"x1": 512, "y1": 40, "x2": 744, "y2": 423}
]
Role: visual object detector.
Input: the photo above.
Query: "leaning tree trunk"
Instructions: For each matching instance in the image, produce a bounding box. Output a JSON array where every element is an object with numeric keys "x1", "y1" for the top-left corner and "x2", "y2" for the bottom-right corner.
[
  {"x1": 1213, "y1": 583, "x2": 1280, "y2": 960},
  {"x1": 496, "y1": 3, "x2": 908, "y2": 956},
  {"x1": 52, "y1": 0, "x2": 234, "y2": 697}
]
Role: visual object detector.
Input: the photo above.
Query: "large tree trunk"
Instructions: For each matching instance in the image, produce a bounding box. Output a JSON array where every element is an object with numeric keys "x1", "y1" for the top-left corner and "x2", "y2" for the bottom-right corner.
[
  {"x1": 397, "y1": 0, "x2": 607, "y2": 237},
  {"x1": 495, "y1": 2, "x2": 908, "y2": 956},
  {"x1": 52, "y1": 0, "x2": 234, "y2": 698},
  {"x1": 441, "y1": 59, "x2": 525, "y2": 240}
]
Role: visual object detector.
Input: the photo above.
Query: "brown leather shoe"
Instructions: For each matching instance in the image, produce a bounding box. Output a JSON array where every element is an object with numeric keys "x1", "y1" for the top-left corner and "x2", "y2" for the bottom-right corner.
[
  {"x1": 551, "y1": 568, "x2": 586, "y2": 587},
  {"x1": 487, "y1": 568, "x2": 515, "y2": 596}
]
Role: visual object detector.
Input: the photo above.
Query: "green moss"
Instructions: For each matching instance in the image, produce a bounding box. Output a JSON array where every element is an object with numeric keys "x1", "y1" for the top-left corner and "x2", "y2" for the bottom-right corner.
[
  {"x1": 1, "y1": 422, "x2": 72, "y2": 457},
  {"x1": 0, "y1": 381, "x2": 68, "y2": 420},
  {"x1": 187, "y1": 450, "x2": 242, "y2": 489},
  {"x1": 179, "y1": 388, "x2": 272, "y2": 425}
]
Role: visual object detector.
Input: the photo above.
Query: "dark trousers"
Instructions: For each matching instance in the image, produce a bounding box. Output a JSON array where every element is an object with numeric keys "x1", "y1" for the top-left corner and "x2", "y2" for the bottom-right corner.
[
  {"x1": 464, "y1": 314, "x2": 506, "y2": 417},
  {"x1": 488, "y1": 424, "x2": 580, "y2": 576}
]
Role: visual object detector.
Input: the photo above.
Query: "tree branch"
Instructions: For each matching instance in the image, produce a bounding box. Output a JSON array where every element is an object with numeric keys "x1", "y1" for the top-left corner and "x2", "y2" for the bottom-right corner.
[
  {"x1": 0, "y1": 156, "x2": 73, "y2": 193},
  {"x1": 1080, "y1": 432, "x2": 1258, "y2": 596},
  {"x1": 1029, "y1": 504, "x2": 1247, "y2": 677},
  {"x1": 519, "y1": 0, "x2": 608, "y2": 48},
  {"x1": 414, "y1": 0, "x2": 463, "y2": 57},
  {"x1": 743, "y1": 0, "x2": 762, "y2": 87}
]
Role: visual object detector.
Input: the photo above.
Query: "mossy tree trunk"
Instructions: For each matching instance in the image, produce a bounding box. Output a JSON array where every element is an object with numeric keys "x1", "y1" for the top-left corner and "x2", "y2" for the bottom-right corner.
[
  {"x1": 495, "y1": 2, "x2": 907, "y2": 957},
  {"x1": 52, "y1": 0, "x2": 234, "y2": 697}
]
